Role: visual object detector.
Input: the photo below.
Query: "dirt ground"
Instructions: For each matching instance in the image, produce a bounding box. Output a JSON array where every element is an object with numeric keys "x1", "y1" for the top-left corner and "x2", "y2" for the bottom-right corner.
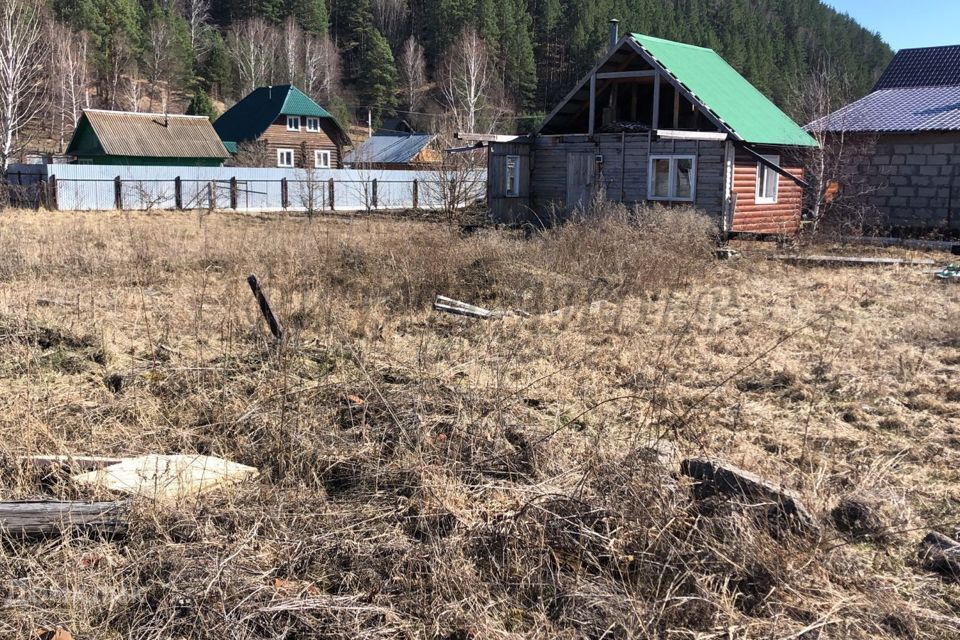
[{"x1": 0, "y1": 209, "x2": 957, "y2": 639}]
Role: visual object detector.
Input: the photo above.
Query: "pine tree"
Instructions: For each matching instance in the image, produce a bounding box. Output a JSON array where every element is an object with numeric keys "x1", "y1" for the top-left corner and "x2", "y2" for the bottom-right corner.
[
  {"x1": 286, "y1": 0, "x2": 329, "y2": 34},
  {"x1": 358, "y1": 28, "x2": 399, "y2": 123},
  {"x1": 498, "y1": 0, "x2": 536, "y2": 107},
  {"x1": 200, "y1": 30, "x2": 231, "y2": 98},
  {"x1": 186, "y1": 87, "x2": 219, "y2": 120}
]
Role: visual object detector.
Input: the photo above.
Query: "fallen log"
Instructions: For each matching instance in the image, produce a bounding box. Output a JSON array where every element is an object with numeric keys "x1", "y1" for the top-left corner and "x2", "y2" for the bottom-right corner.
[
  {"x1": 0, "y1": 500, "x2": 126, "y2": 536},
  {"x1": 680, "y1": 457, "x2": 819, "y2": 534},
  {"x1": 773, "y1": 254, "x2": 936, "y2": 267},
  {"x1": 920, "y1": 531, "x2": 960, "y2": 581},
  {"x1": 433, "y1": 295, "x2": 506, "y2": 320},
  {"x1": 21, "y1": 455, "x2": 124, "y2": 474}
]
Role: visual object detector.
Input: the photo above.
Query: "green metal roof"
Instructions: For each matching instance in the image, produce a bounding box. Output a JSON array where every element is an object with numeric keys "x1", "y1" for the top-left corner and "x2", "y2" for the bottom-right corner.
[
  {"x1": 631, "y1": 34, "x2": 818, "y2": 147},
  {"x1": 213, "y1": 85, "x2": 350, "y2": 147}
]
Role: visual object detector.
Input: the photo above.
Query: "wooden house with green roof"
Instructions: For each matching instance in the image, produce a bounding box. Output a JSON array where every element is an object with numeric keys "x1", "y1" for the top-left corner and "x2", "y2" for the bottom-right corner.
[
  {"x1": 214, "y1": 85, "x2": 350, "y2": 169},
  {"x1": 488, "y1": 24, "x2": 818, "y2": 235}
]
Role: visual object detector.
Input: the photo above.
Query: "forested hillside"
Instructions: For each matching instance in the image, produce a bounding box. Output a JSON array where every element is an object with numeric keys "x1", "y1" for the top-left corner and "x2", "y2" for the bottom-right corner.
[{"x1": 37, "y1": 0, "x2": 893, "y2": 150}]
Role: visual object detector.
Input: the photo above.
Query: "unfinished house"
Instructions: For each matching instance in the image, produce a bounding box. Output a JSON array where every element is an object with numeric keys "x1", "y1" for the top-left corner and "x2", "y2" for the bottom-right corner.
[
  {"x1": 808, "y1": 45, "x2": 960, "y2": 233},
  {"x1": 488, "y1": 25, "x2": 818, "y2": 234}
]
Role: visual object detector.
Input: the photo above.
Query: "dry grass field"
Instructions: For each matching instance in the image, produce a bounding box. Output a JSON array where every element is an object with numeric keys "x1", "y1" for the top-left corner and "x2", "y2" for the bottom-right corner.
[{"x1": 0, "y1": 207, "x2": 957, "y2": 639}]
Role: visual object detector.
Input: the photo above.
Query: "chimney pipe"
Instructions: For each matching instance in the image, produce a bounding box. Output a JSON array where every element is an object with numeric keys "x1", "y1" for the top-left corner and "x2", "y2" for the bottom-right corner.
[{"x1": 608, "y1": 19, "x2": 619, "y2": 52}]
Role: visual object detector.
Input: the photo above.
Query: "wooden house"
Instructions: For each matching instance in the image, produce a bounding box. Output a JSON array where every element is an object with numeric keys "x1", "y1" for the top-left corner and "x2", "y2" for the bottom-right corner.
[
  {"x1": 808, "y1": 45, "x2": 960, "y2": 233},
  {"x1": 488, "y1": 26, "x2": 818, "y2": 234},
  {"x1": 66, "y1": 110, "x2": 230, "y2": 166},
  {"x1": 214, "y1": 85, "x2": 350, "y2": 169},
  {"x1": 343, "y1": 132, "x2": 440, "y2": 170}
]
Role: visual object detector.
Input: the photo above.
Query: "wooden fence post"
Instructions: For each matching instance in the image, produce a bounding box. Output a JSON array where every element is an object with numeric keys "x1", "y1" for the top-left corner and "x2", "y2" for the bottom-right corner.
[
  {"x1": 412, "y1": 179, "x2": 419, "y2": 209},
  {"x1": 229, "y1": 177, "x2": 238, "y2": 209},
  {"x1": 208, "y1": 181, "x2": 216, "y2": 210},
  {"x1": 114, "y1": 176, "x2": 122, "y2": 210},
  {"x1": 247, "y1": 275, "x2": 283, "y2": 340},
  {"x1": 48, "y1": 176, "x2": 58, "y2": 210},
  {"x1": 371, "y1": 178, "x2": 378, "y2": 209},
  {"x1": 328, "y1": 178, "x2": 335, "y2": 210},
  {"x1": 37, "y1": 177, "x2": 46, "y2": 210},
  {"x1": 281, "y1": 178, "x2": 288, "y2": 209},
  {"x1": 174, "y1": 177, "x2": 183, "y2": 210}
]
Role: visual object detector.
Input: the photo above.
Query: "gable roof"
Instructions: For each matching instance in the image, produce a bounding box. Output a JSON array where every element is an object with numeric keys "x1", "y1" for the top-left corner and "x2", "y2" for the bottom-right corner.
[
  {"x1": 213, "y1": 85, "x2": 350, "y2": 147},
  {"x1": 67, "y1": 109, "x2": 230, "y2": 159},
  {"x1": 873, "y1": 45, "x2": 960, "y2": 90},
  {"x1": 808, "y1": 43, "x2": 960, "y2": 134},
  {"x1": 807, "y1": 85, "x2": 960, "y2": 133},
  {"x1": 344, "y1": 133, "x2": 436, "y2": 165},
  {"x1": 630, "y1": 35, "x2": 816, "y2": 147},
  {"x1": 537, "y1": 34, "x2": 816, "y2": 148}
]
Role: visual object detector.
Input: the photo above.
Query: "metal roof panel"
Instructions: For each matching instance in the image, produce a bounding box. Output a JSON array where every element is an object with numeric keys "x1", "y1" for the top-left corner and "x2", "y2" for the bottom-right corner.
[
  {"x1": 873, "y1": 45, "x2": 960, "y2": 90},
  {"x1": 77, "y1": 110, "x2": 229, "y2": 158},
  {"x1": 807, "y1": 85, "x2": 960, "y2": 133}
]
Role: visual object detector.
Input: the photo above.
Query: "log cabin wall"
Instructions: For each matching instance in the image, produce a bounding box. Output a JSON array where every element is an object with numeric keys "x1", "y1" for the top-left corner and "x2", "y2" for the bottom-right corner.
[
  {"x1": 258, "y1": 115, "x2": 343, "y2": 169},
  {"x1": 730, "y1": 148, "x2": 804, "y2": 234},
  {"x1": 489, "y1": 133, "x2": 726, "y2": 224}
]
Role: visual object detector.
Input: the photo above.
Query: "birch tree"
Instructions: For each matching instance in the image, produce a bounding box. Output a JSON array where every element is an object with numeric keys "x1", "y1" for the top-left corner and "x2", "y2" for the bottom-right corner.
[
  {"x1": 281, "y1": 16, "x2": 303, "y2": 86},
  {"x1": 228, "y1": 18, "x2": 278, "y2": 96},
  {"x1": 48, "y1": 23, "x2": 89, "y2": 151},
  {"x1": 398, "y1": 35, "x2": 425, "y2": 112},
  {"x1": 0, "y1": 0, "x2": 46, "y2": 172},
  {"x1": 303, "y1": 31, "x2": 340, "y2": 102},
  {"x1": 177, "y1": 0, "x2": 210, "y2": 56},
  {"x1": 438, "y1": 28, "x2": 497, "y2": 134}
]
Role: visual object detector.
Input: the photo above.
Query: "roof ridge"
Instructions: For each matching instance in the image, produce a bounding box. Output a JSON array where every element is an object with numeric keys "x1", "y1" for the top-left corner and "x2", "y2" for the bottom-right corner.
[
  {"x1": 630, "y1": 33, "x2": 714, "y2": 53},
  {"x1": 84, "y1": 108, "x2": 210, "y2": 119}
]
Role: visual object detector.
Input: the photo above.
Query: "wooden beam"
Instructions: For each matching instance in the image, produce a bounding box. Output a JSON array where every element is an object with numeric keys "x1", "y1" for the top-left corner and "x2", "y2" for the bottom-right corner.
[
  {"x1": 0, "y1": 501, "x2": 126, "y2": 537},
  {"x1": 454, "y1": 133, "x2": 518, "y2": 143},
  {"x1": 673, "y1": 91, "x2": 680, "y2": 129},
  {"x1": 736, "y1": 143, "x2": 811, "y2": 190},
  {"x1": 595, "y1": 70, "x2": 657, "y2": 80},
  {"x1": 652, "y1": 74, "x2": 661, "y2": 130},
  {"x1": 588, "y1": 74, "x2": 596, "y2": 135},
  {"x1": 655, "y1": 130, "x2": 728, "y2": 141}
]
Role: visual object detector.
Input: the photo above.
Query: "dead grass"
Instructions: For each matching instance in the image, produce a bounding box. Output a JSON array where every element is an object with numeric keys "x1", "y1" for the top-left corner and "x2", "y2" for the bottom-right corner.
[{"x1": 0, "y1": 207, "x2": 957, "y2": 638}]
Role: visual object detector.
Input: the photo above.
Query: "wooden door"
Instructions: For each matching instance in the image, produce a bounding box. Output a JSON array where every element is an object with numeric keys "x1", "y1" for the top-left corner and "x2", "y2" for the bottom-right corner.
[{"x1": 566, "y1": 152, "x2": 595, "y2": 213}]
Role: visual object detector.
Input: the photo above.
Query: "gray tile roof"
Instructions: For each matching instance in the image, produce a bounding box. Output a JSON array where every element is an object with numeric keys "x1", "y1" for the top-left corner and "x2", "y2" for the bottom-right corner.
[
  {"x1": 874, "y1": 45, "x2": 960, "y2": 90},
  {"x1": 807, "y1": 85, "x2": 960, "y2": 133},
  {"x1": 344, "y1": 133, "x2": 435, "y2": 165}
]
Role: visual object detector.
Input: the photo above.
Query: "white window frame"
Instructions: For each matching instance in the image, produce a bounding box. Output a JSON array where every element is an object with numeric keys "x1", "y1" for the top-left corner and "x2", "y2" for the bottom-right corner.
[
  {"x1": 314, "y1": 149, "x2": 331, "y2": 169},
  {"x1": 755, "y1": 154, "x2": 780, "y2": 204},
  {"x1": 306, "y1": 117, "x2": 320, "y2": 132},
  {"x1": 286, "y1": 115, "x2": 301, "y2": 131},
  {"x1": 505, "y1": 155, "x2": 520, "y2": 197},
  {"x1": 647, "y1": 155, "x2": 697, "y2": 202},
  {"x1": 277, "y1": 148, "x2": 294, "y2": 168}
]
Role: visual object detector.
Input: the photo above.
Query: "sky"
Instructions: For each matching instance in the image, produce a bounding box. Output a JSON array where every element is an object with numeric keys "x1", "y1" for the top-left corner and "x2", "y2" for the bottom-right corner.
[{"x1": 826, "y1": 0, "x2": 960, "y2": 50}]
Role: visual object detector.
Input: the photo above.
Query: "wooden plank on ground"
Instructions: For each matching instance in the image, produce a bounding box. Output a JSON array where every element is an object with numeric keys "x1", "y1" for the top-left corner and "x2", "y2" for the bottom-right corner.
[
  {"x1": 773, "y1": 255, "x2": 936, "y2": 267},
  {"x1": 22, "y1": 455, "x2": 124, "y2": 473},
  {"x1": 0, "y1": 500, "x2": 126, "y2": 536},
  {"x1": 72, "y1": 455, "x2": 259, "y2": 502}
]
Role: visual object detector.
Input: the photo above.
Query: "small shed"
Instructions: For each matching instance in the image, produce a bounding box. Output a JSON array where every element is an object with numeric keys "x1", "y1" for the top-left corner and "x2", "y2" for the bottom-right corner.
[
  {"x1": 808, "y1": 45, "x2": 960, "y2": 232},
  {"x1": 66, "y1": 109, "x2": 230, "y2": 166},
  {"x1": 343, "y1": 133, "x2": 440, "y2": 169},
  {"x1": 488, "y1": 26, "x2": 817, "y2": 235}
]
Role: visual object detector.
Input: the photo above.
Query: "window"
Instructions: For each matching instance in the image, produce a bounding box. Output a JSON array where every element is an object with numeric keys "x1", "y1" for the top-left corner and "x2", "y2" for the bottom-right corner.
[
  {"x1": 306, "y1": 117, "x2": 320, "y2": 132},
  {"x1": 277, "y1": 148, "x2": 294, "y2": 167},
  {"x1": 505, "y1": 155, "x2": 520, "y2": 197},
  {"x1": 648, "y1": 156, "x2": 696, "y2": 202},
  {"x1": 286, "y1": 115, "x2": 301, "y2": 131},
  {"x1": 756, "y1": 154, "x2": 780, "y2": 204},
  {"x1": 314, "y1": 149, "x2": 331, "y2": 169}
]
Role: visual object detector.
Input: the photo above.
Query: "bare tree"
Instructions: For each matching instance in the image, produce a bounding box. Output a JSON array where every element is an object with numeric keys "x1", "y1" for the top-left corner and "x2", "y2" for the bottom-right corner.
[
  {"x1": 105, "y1": 34, "x2": 137, "y2": 110},
  {"x1": 144, "y1": 17, "x2": 176, "y2": 109},
  {"x1": 398, "y1": 35, "x2": 425, "y2": 112},
  {"x1": 48, "y1": 23, "x2": 89, "y2": 151},
  {"x1": 438, "y1": 28, "x2": 503, "y2": 134},
  {"x1": 372, "y1": 0, "x2": 407, "y2": 50},
  {"x1": 281, "y1": 17, "x2": 303, "y2": 86},
  {"x1": 420, "y1": 134, "x2": 486, "y2": 216},
  {"x1": 228, "y1": 18, "x2": 280, "y2": 96},
  {"x1": 0, "y1": 0, "x2": 47, "y2": 172},
  {"x1": 177, "y1": 0, "x2": 210, "y2": 56},
  {"x1": 796, "y1": 62, "x2": 880, "y2": 236},
  {"x1": 124, "y1": 76, "x2": 143, "y2": 112},
  {"x1": 303, "y1": 32, "x2": 340, "y2": 103}
]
